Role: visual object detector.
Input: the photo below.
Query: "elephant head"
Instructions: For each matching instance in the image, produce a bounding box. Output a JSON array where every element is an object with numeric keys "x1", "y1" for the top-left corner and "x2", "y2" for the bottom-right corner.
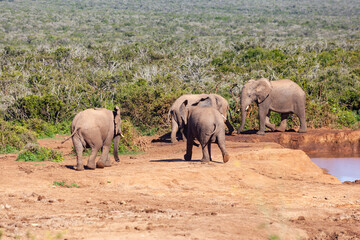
[
  {"x1": 179, "y1": 97, "x2": 211, "y2": 125},
  {"x1": 113, "y1": 106, "x2": 122, "y2": 162},
  {"x1": 238, "y1": 78, "x2": 272, "y2": 133}
]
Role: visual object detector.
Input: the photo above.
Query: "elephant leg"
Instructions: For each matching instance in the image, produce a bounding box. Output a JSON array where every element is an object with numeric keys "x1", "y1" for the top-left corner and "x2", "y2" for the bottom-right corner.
[
  {"x1": 201, "y1": 142, "x2": 211, "y2": 163},
  {"x1": 87, "y1": 146, "x2": 100, "y2": 170},
  {"x1": 97, "y1": 145, "x2": 111, "y2": 168},
  {"x1": 208, "y1": 143, "x2": 212, "y2": 162},
  {"x1": 276, "y1": 113, "x2": 289, "y2": 132},
  {"x1": 225, "y1": 119, "x2": 234, "y2": 135},
  {"x1": 216, "y1": 134, "x2": 230, "y2": 163},
  {"x1": 265, "y1": 113, "x2": 276, "y2": 131},
  {"x1": 297, "y1": 108, "x2": 307, "y2": 133},
  {"x1": 171, "y1": 118, "x2": 179, "y2": 143},
  {"x1": 180, "y1": 127, "x2": 186, "y2": 141},
  {"x1": 257, "y1": 107, "x2": 267, "y2": 135},
  {"x1": 73, "y1": 137, "x2": 84, "y2": 171},
  {"x1": 184, "y1": 134, "x2": 193, "y2": 161},
  {"x1": 113, "y1": 135, "x2": 120, "y2": 162}
]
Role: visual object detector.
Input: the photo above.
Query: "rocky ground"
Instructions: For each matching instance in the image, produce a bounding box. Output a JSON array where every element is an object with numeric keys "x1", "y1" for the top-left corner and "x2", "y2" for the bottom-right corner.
[{"x1": 0, "y1": 130, "x2": 360, "y2": 239}]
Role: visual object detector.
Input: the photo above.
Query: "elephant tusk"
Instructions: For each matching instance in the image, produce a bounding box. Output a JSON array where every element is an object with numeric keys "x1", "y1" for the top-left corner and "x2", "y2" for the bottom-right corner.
[
  {"x1": 221, "y1": 114, "x2": 226, "y2": 120},
  {"x1": 121, "y1": 133, "x2": 124, "y2": 138},
  {"x1": 245, "y1": 105, "x2": 249, "y2": 111}
]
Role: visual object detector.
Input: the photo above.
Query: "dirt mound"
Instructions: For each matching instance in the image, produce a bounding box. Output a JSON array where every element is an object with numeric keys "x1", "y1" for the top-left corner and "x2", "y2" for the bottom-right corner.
[{"x1": 229, "y1": 129, "x2": 360, "y2": 156}]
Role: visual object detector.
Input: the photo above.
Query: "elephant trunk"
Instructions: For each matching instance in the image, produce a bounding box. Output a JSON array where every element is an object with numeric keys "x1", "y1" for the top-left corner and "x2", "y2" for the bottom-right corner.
[
  {"x1": 238, "y1": 105, "x2": 247, "y2": 133},
  {"x1": 113, "y1": 135, "x2": 121, "y2": 162},
  {"x1": 238, "y1": 96, "x2": 252, "y2": 133}
]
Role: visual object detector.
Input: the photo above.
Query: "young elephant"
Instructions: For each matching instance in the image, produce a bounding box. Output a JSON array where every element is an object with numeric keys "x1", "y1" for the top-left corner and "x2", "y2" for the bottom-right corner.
[
  {"x1": 62, "y1": 106, "x2": 123, "y2": 171},
  {"x1": 168, "y1": 94, "x2": 234, "y2": 143},
  {"x1": 180, "y1": 98, "x2": 230, "y2": 163}
]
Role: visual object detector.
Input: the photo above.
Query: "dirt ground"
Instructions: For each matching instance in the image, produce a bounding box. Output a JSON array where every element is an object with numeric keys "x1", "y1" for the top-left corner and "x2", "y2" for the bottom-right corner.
[{"x1": 1, "y1": 130, "x2": 360, "y2": 239}]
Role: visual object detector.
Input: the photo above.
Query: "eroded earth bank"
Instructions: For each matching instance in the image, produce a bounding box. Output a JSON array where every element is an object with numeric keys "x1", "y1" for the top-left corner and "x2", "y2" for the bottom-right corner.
[{"x1": 1, "y1": 130, "x2": 360, "y2": 239}]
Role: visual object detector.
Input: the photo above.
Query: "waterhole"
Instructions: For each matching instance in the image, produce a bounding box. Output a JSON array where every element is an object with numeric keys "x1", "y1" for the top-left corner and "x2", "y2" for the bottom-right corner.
[{"x1": 310, "y1": 156, "x2": 360, "y2": 182}]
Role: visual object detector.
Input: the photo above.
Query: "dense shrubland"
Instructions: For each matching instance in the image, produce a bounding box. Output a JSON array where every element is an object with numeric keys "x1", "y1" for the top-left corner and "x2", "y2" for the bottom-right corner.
[{"x1": 0, "y1": 0, "x2": 359, "y2": 152}]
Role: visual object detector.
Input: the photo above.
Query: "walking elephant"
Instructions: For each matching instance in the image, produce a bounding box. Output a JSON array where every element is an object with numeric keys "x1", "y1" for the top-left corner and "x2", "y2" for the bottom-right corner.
[
  {"x1": 168, "y1": 94, "x2": 234, "y2": 143},
  {"x1": 62, "y1": 106, "x2": 123, "y2": 171},
  {"x1": 237, "y1": 78, "x2": 307, "y2": 135},
  {"x1": 179, "y1": 97, "x2": 230, "y2": 163}
]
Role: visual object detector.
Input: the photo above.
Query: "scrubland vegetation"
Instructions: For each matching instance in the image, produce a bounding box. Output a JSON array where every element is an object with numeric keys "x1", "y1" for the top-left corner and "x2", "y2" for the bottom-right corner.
[{"x1": 0, "y1": 0, "x2": 359, "y2": 153}]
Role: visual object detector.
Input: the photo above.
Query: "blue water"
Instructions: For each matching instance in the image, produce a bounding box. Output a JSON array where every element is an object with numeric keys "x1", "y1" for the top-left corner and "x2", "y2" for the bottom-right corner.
[{"x1": 311, "y1": 157, "x2": 360, "y2": 182}]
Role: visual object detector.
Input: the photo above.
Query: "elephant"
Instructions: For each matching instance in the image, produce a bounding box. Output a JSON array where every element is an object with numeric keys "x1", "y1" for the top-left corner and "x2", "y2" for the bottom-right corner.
[
  {"x1": 168, "y1": 94, "x2": 234, "y2": 143},
  {"x1": 62, "y1": 106, "x2": 123, "y2": 171},
  {"x1": 179, "y1": 97, "x2": 230, "y2": 163},
  {"x1": 237, "y1": 78, "x2": 307, "y2": 135}
]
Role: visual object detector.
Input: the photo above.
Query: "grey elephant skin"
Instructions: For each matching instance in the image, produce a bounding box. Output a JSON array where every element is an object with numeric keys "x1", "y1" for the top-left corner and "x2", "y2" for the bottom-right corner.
[
  {"x1": 62, "y1": 106, "x2": 122, "y2": 171},
  {"x1": 238, "y1": 78, "x2": 307, "y2": 135},
  {"x1": 168, "y1": 94, "x2": 234, "y2": 143},
  {"x1": 180, "y1": 98, "x2": 230, "y2": 163}
]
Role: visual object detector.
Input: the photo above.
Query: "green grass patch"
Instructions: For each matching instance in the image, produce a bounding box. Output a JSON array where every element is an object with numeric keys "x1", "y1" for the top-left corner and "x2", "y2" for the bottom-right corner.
[
  {"x1": 53, "y1": 181, "x2": 79, "y2": 188},
  {"x1": 118, "y1": 150, "x2": 143, "y2": 155},
  {"x1": 17, "y1": 144, "x2": 63, "y2": 162},
  {"x1": 0, "y1": 145, "x2": 17, "y2": 154},
  {"x1": 268, "y1": 235, "x2": 281, "y2": 240}
]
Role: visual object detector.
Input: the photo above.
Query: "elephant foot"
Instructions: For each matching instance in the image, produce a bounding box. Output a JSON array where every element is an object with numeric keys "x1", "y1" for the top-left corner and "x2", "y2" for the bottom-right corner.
[
  {"x1": 276, "y1": 127, "x2": 286, "y2": 132},
  {"x1": 96, "y1": 161, "x2": 105, "y2": 168},
  {"x1": 298, "y1": 128, "x2": 307, "y2": 133},
  {"x1": 201, "y1": 159, "x2": 210, "y2": 164},
  {"x1": 171, "y1": 139, "x2": 178, "y2": 144},
  {"x1": 256, "y1": 130, "x2": 265, "y2": 135},
  {"x1": 114, "y1": 157, "x2": 120, "y2": 162},
  {"x1": 267, "y1": 125, "x2": 276, "y2": 132},
  {"x1": 226, "y1": 130, "x2": 234, "y2": 136},
  {"x1": 76, "y1": 165, "x2": 84, "y2": 171},
  {"x1": 237, "y1": 129, "x2": 242, "y2": 134},
  {"x1": 86, "y1": 165, "x2": 96, "y2": 170},
  {"x1": 104, "y1": 162, "x2": 112, "y2": 167},
  {"x1": 184, "y1": 154, "x2": 191, "y2": 161},
  {"x1": 223, "y1": 154, "x2": 230, "y2": 163}
]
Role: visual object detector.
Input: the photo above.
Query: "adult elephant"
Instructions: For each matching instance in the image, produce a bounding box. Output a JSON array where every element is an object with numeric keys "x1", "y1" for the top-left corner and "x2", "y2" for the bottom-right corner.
[
  {"x1": 62, "y1": 106, "x2": 123, "y2": 171},
  {"x1": 168, "y1": 94, "x2": 234, "y2": 143},
  {"x1": 237, "y1": 78, "x2": 307, "y2": 135},
  {"x1": 179, "y1": 97, "x2": 230, "y2": 163}
]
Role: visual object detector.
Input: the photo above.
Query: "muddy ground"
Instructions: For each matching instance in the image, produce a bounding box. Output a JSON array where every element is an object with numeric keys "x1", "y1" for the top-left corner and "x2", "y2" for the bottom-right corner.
[{"x1": 1, "y1": 129, "x2": 360, "y2": 239}]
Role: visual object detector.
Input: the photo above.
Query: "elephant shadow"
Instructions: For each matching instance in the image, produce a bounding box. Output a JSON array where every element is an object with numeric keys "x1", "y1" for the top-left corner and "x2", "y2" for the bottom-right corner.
[
  {"x1": 150, "y1": 159, "x2": 224, "y2": 164},
  {"x1": 151, "y1": 132, "x2": 185, "y2": 143},
  {"x1": 239, "y1": 129, "x2": 296, "y2": 135},
  {"x1": 64, "y1": 165, "x2": 102, "y2": 171}
]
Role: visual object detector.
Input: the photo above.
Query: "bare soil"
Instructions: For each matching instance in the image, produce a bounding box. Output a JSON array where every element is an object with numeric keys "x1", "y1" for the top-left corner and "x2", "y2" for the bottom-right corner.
[{"x1": 1, "y1": 129, "x2": 360, "y2": 239}]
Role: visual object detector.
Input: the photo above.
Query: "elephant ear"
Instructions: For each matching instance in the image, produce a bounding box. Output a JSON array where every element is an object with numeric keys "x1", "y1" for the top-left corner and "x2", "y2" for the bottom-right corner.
[
  {"x1": 255, "y1": 78, "x2": 272, "y2": 103},
  {"x1": 179, "y1": 100, "x2": 189, "y2": 125},
  {"x1": 114, "y1": 106, "x2": 122, "y2": 135},
  {"x1": 213, "y1": 95, "x2": 225, "y2": 112},
  {"x1": 192, "y1": 97, "x2": 212, "y2": 107}
]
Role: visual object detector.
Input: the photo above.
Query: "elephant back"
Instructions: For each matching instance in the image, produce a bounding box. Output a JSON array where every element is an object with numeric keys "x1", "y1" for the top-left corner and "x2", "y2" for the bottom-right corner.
[{"x1": 71, "y1": 108, "x2": 114, "y2": 134}]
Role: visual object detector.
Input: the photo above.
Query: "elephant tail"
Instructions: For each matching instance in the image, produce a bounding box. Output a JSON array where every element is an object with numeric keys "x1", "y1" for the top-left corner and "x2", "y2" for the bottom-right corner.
[
  {"x1": 206, "y1": 124, "x2": 217, "y2": 136},
  {"x1": 61, "y1": 128, "x2": 79, "y2": 144},
  {"x1": 167, "y1": 109, "x2": 172, "y2": 124}
]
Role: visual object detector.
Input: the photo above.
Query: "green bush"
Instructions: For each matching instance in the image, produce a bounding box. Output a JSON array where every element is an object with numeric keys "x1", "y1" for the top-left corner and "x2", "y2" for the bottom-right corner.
[
  {"x1": 332, "y1": 105, "x2": 358, "y2": 128},
  {"x1": 17, "y1": 144, "x2": 63, "y2": 162},
  {"x1": 6, "y1": 95, "x2": 64, "y2": 123},
  {"x1": 0, "y1": 118, "x2": 37, "y2": 153},
  {"x1": 117, "y1": 119, "x2": 142, "y2": 154},
  {"x1": 21, "y1": 118, "x2": 56, "y2": 138}
]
